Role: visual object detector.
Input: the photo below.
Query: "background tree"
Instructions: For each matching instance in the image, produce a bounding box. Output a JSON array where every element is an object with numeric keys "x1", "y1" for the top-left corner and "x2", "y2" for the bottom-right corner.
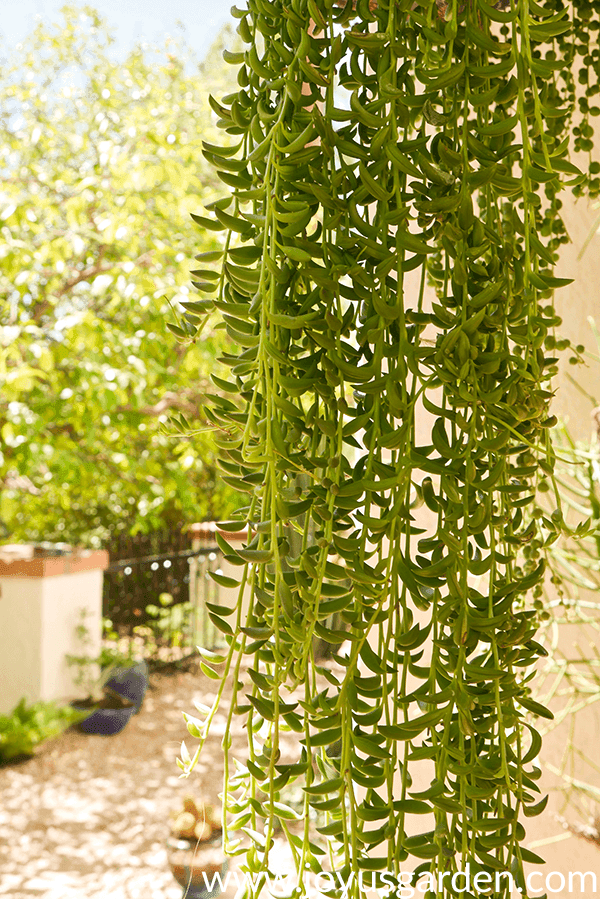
[{"x1": 0, "y1": 5, "x2": 241, "y2": 546}]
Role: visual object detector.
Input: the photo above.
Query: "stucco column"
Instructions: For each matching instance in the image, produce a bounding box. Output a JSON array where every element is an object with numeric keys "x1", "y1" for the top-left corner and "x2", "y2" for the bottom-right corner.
[
  {"x1": 188, "y1": 523, "x2": 253, "y2": 649},
  {"x1": 0, "y1": 545, "x2": 108, "y2": 714}
]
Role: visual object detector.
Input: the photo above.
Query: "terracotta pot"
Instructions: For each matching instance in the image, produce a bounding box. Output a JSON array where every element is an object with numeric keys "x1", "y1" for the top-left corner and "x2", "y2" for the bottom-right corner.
[{"x1": 167, "y1": 835, "x2": 229, "y2": 899}]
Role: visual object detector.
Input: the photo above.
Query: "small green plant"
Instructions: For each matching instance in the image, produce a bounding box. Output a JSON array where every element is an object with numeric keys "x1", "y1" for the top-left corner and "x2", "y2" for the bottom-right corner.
[
  {"x1": 134, "y1": 592, "x2": 198, "y2": 662},
  {"x1": 145, "y1": 592, "x2": 192, "y2": 648},
  {"x1": 66, "y1": 608, "x2": 137, "y2": 700},
  {"x1": 0, "y1": 698, "x2": 85, "y2": 763},
  {"x1": 66, "y1": 655, "x2": 127, "y2": 703}
]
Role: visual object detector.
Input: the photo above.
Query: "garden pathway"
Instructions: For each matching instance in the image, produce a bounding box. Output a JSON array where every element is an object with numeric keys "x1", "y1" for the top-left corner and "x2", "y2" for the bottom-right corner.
[{"x1": 0, "y1": 665, "x2": 255, "y2": 899}]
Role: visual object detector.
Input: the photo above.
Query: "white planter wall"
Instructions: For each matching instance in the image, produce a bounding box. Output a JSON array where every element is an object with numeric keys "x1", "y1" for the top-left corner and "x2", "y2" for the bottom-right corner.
[{"x1": 0, "y1": 550, "x2": 107, "y2": 714}]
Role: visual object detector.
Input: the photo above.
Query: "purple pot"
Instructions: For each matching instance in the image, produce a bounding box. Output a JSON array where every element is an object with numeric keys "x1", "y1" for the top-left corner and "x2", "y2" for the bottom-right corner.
[
  {"x1": 72, "y1": 702, "x2": 136, "y2": 735},
  {"x1": 104, "y1": 661, "x2": 148, "y2": 714}
]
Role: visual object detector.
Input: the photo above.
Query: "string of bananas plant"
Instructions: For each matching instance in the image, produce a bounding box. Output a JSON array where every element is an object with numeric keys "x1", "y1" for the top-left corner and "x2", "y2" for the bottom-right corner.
[{"x1": 174, "y1": 1, "x2": 600, "y2": 896}]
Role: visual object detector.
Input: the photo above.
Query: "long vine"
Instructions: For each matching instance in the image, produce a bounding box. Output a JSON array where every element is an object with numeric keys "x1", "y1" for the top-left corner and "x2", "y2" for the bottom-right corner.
[{"x1": 177, "y1": 1, "x2": 600, "y2": 897}]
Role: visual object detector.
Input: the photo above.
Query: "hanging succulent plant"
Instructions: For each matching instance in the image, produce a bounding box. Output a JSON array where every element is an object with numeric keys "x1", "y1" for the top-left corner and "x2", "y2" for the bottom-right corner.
[{"x1": 177, "y1": 1, "x2": 600, "y2": 896}]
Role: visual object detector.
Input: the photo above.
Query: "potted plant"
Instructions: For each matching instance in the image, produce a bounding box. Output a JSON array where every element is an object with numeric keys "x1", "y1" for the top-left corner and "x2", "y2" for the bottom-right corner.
[
  {"x1": 66, "y1": 610, "x2": 149, "y2": 734},
  {"x1": 99, "y1": 646, "x2": 148, "y2": 715},
  {"x1": 166, "y1": 797, "x2": 228, "y2": 899},
  {"x1": 68, "y1": 663, "x2": 137, "y2": 736}
]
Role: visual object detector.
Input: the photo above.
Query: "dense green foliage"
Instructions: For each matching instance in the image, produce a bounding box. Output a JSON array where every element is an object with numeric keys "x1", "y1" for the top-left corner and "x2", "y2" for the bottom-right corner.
[
  {"x1": 0, "y1": 697, "x2": 85, "y2": 763},
  {"x1": 178, "y1": 0, "x2": 600, "y2": 895},
  {"x1": 0, "y1": 7, "x2": 242, "y2": 545}
]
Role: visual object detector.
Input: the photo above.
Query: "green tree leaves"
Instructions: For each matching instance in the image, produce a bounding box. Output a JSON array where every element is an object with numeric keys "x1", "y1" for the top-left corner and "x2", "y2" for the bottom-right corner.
[{"x1": 0, "y1": 8, "x2": 244, "y2": 544}]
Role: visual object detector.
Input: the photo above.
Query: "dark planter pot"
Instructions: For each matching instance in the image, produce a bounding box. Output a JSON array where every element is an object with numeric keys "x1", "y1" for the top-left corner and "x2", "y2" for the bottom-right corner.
[
  {"x1": 104, "y1": 660, "x2": 148, "y2": 714},
  {"x1": 167, "y1": 836, "x2": 229, "y2": 899},
  {"x1": 71, "y1": 699, "x2": 136, "y2": 735}
]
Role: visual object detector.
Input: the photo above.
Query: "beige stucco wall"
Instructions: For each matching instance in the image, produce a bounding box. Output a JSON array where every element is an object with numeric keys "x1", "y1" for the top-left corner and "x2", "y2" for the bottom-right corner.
[
  {"x1": 528, "y1": 195, "x2": 600, "y2": 892},
  {"x1": 189, "y1": 527, "x2": 253, "y2": 651},
  {"x1": 0, "y1": 566, "x2": 104, "y2": 714},
  {"x1": 552, "y1": 196, "x2": 600, "y2": 441},
  {"x1": 39, "y1": 568, "x2": 104, "y2": 702},
  {"x1": 0, "y1": 576, "x2": 44, "y2": 715}
]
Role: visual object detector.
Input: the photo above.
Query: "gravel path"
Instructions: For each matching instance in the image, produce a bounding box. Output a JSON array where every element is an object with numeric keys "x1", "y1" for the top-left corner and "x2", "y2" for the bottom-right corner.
[{"x1": 0, "y1": 665, "x2": 244, "y2": 899}]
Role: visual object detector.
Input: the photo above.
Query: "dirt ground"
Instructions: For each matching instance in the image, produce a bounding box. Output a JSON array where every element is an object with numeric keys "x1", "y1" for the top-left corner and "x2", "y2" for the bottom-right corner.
[{"x1": 0, "y1": 663, "x2": 252, "y2": 899}]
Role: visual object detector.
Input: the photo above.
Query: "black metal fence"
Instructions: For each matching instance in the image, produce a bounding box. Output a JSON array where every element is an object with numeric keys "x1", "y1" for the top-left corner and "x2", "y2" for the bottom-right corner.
[
  {"x1": 102, "y1": 525, "x2": 346, "y2": 659},
  {"x1": 103, "y1": 526, "x2": 220, "y2": 633}
]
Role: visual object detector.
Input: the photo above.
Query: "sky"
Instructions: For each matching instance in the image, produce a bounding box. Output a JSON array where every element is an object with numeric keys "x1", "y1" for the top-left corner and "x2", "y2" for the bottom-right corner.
[{"x1": 0, "y1": 0, "x2": 236, "y2": 62}]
